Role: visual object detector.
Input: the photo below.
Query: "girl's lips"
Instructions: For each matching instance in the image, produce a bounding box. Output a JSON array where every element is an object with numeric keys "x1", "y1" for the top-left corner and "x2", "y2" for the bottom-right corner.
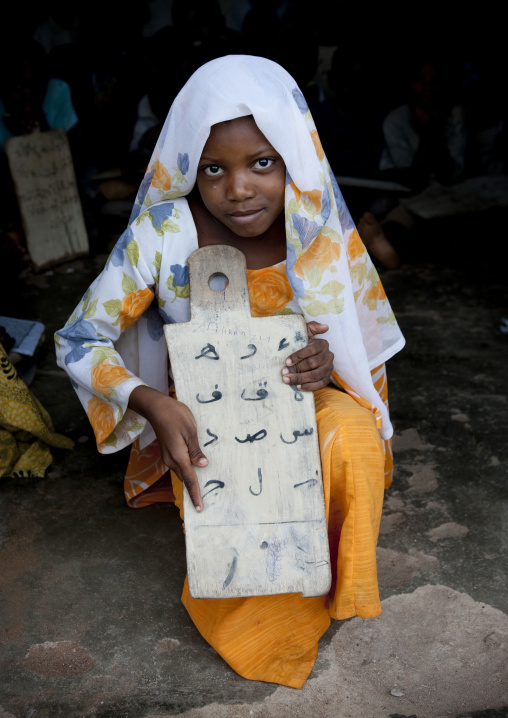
[{"x1": 227, "y1": 209, "x2": 264, "y2": 225}]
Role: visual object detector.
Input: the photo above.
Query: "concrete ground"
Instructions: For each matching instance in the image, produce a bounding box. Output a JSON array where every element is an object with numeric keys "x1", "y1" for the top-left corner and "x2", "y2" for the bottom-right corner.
[{"x1": 1, "y1": 207, "x2": 507, "y2": 718}]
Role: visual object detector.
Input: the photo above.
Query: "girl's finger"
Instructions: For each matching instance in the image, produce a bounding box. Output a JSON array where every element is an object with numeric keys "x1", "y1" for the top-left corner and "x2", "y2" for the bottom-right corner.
[
  {"x1": 282, "y1": 365, "x2": 332, "y2": 387},
  {"x1": 189, "y1": 445, "x2": 209, "y2": 469},
  {"x1": 282, "y1": 374, "x2": 331, "y2": 391},
  {"x1": 306, "y1": 321, "x2": 329, "y2": 339},
  {"x1": 178, "y1": 459, "x2": 204, "y2": 512},
  {"x1": 285, "y1": 340, "x2": 326, "y2": 367},
  {"x1": 298, "y1": 378, "x2": 331, "y2": 392}
]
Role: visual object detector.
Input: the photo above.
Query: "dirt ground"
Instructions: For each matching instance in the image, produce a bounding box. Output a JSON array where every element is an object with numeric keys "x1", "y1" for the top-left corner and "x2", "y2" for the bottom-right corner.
[{"x1": 1, "y1": 206, "x2": 507, "y2": 717}]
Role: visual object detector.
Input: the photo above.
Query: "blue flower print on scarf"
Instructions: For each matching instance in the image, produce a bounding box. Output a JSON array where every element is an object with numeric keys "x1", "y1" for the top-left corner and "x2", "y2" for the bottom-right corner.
[
  {"x1": 159, "y1": 306, "x2": 175, "y2": 326},
  {"x1": 320, "y1": 182, "x2": 332, "y2": 225},
  {"x1": 107, "y1": 227, "x2": 135, "y2": 268},
  {"x1": 330, "y1": 172, "x2": 341, "y2": 205},
  {"x1": 145, "y1": 203, "x2": 175, "y2": 233},
  {"x1": 129, "y1": 169, "x2": 156, "y2": 223},
  {"x1": 177, "y1": 152, "x2": 189, "y2": 175},
  {"x1": 58, "y1": 315, "x2": 106, "y2": 365},
  {"x1": 144, "y1": 300, "x2": 176, "y2": 341},
  {"x1": 291, "y1": 214, "x2": 321, "y2": 250},
  {"x1": 292, "y1": 87, "x2": 309, "y2": 114},
  {"x1": 330, "y1": 174, "x2": 355, "y2": 233},
  {"x1": 285, "y1": 242, "x2": 306, "y2": 299},
  {"x1": 129, "y1": 204, "x2": 141, "y2": 224},
  {"x1": 145, "y1": 302, "x2": 164, "y2": 341},
  {"x1": 166, "y1": 263, "x2": 190, "y2": 302},
  {"x1": 170, "y1": 263, "x2": 189, "y2": 287}
]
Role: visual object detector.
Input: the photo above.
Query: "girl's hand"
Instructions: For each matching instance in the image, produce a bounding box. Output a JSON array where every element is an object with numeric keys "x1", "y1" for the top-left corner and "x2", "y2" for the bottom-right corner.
[
  {"x1": 281, "y1": 321, "x2": 334, "y2": 392},
  {"x1": 128, "y1": 386, "x2": 207, "y2": 512}
]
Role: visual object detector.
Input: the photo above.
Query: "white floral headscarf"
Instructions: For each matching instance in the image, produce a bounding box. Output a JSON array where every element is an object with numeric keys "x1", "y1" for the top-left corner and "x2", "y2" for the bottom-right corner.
[{"x1": 129, "y1": 55, "x2": 405, "y2": 439}]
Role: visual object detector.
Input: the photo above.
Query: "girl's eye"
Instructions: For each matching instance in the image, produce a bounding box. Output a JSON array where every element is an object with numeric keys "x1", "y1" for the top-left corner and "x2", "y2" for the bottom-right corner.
[
  {"x1": 203, "y1": 165, "x2": 224, "y2": 176},
  {"x1": 254, "y1": 158, "x2": 274, "y2": 169}
]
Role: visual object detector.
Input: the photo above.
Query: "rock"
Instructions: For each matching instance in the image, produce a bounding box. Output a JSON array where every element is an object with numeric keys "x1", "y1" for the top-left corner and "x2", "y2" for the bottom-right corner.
[
  {"x1": 379, "y1": 512, "x2": 406, "y2": 535},
  {"x1": 23, "y1": 641, "x2": 96, "y2": 677},
  {"x1": 173, "y1": 587, "x2": 508, "y2": 718},
  {"x1": 428, "y1": 522, "x2": 469, "y2": 541},
  {"x1": 155, "y1": 638, "x2": 180, "y2": 653},
  {"x1": 377, "y1": 547, "x2": 439, "y2": 587},
  {"x1": 392, "y1": 428, "x2": 434, "y2": 452},
  {"x1": 405, "y1": 463, "x2": 439, "y2": 493}
]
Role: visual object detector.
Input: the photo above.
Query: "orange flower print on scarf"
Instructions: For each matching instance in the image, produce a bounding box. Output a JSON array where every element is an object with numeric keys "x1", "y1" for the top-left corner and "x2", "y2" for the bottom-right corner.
[
  {"x1": 365, "y1": 279, "x2": 386, "y2": 309},
  {"x1": 368, "y1": 279, "x2": 387, "y2": 301},
  {"x1": 347, "y1": 228, "x2": 366, "y2": 261},
  {"x1": 91, "y1": 361, "x2": 132, "y2": 396},
  {"x1": 363, "y1": 277, "x2": 387, "y2": 310},
  {"x1": 152, "y1": 161, "x2": 172, "y2": 191},
  {"x1": 294, "y1": 232, "x2": 341, "y2": 280},
  {"x1": 306, "y1": 189, "x2": 322, "y2": 212},
  {"x1": 87, "y1": 395, "x2": 116, "y2": 445},
  {"x1": 289, "y1": 180, "x2": 301, "y2": 203},
  {"x1": 118, "y1": 288, "x2": 154, "y2": 331},
  {"x1": 248, "y1": 265, "x2": 294, "y2": 317},
  {"x1": 310, "y1": 130, "x2": 324, "y2": 161},
  {"x1": 289, "y1": 181, "x2": 321, "y2": 213}
]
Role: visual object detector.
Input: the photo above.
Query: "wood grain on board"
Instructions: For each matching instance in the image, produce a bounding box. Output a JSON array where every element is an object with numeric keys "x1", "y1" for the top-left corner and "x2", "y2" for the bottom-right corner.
[{"x1": 164, "y1": 245, "x2": 331, "y2": 599}]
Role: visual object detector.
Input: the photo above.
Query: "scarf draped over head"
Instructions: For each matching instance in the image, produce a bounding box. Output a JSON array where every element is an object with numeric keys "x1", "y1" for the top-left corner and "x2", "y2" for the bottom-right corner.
[{"x1": 130, "y1": 55, "x2": 405, "y2": 439}]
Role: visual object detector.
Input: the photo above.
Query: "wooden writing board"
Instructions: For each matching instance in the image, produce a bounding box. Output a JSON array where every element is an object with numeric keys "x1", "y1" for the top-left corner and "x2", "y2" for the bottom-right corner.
[
  {"x1": 164, "y1": 245, "x2": 331, "y2": 599},
  {"x1": 6, "y1": 129, "x2": 89, "y2": 270}
]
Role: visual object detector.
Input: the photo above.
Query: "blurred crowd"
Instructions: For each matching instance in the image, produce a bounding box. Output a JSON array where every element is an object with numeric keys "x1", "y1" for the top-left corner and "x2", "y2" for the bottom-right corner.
[{"x1": 0, "y1": 0, "x2": 506, "y2": 290}]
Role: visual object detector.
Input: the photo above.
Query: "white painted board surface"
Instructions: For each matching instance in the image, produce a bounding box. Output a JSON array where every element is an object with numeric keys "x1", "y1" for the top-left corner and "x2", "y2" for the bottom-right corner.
[
  {"x1": 164, "y1": 245, "x2": 331, "y2": 599},
  {"x1": 6, "y1": 129, "x2": 89, "y2": 270}
]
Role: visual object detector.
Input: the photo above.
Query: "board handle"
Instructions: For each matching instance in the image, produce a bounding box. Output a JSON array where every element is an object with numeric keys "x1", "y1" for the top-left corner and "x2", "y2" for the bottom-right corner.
[{"x1": 187, "y1": 245, "x2": 252, "y2": 321}]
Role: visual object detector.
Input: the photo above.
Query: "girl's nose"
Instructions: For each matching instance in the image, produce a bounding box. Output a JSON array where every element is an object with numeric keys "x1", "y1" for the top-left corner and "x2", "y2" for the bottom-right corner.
[{"x1": 227, "y1": 171, "x2": 255, "y2": 201}]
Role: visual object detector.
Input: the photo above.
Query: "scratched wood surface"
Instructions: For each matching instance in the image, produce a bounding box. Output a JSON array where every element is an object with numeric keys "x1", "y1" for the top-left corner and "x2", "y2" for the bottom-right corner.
[
  {"x1": 164, "y1": 245, "x2": 331, "y2": 599},
  {"x1": 6, "y1": 129, "x2": 89, "y2": 270}
]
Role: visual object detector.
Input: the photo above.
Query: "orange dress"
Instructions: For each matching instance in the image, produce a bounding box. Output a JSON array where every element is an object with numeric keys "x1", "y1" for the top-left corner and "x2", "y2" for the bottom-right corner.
[{"x1": 123, "y1": 265, "x2": 391, "y2": 688}]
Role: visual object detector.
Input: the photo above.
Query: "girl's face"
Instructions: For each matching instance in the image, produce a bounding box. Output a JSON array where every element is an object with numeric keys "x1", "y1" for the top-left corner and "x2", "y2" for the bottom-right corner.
[{"x1": 196, "y1": 115, "x2": 286, "y2": 238}]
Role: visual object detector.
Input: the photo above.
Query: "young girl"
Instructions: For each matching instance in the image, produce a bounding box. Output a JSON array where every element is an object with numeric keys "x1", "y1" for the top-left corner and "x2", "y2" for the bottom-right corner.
[{"x1": 55, "y1": 55, "x2": 405, "y2": 689}]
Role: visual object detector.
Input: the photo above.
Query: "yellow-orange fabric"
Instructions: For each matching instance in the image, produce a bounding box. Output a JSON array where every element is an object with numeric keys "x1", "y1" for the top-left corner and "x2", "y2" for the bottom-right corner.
[
  {"x1": 122, "y1": 264, "x2": 390, "y2": 687},
  {"x1": 170, "y1": 387, "x2": 385, "y2": 687},
  {"x1": 124, "y1": 437, "x2": 173, "y2": 507},
  {"x1": 371, "y1": 362, "x2": 393, "y2": 489},
  {"x1": 0, "y1": 345, "x2": 74, "y2": 478}
]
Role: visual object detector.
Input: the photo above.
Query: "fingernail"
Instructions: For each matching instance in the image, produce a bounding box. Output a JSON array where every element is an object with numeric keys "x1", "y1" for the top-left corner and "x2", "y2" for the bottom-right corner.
[
  {"x1": 281, "y1": 367, "x2": 289, "y2": 375},
  {"x1": 286, "y1": 358, "x2": 293, "y2": 366},
  {"x1": 283, "y1": 376, "x2": 290, "y2": 383},
  {"x1": 196, "y1": 505, "x2": 203, "y2": 513},
  {"x1": 197, "y1": 458, "x2": 208, "y2": 466}
]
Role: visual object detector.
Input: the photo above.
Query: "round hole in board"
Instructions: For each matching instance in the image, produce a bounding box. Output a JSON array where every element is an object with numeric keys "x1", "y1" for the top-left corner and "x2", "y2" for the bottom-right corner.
[{"x1": 208, "y1": 272, "x2": 229, "y2": 291}]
